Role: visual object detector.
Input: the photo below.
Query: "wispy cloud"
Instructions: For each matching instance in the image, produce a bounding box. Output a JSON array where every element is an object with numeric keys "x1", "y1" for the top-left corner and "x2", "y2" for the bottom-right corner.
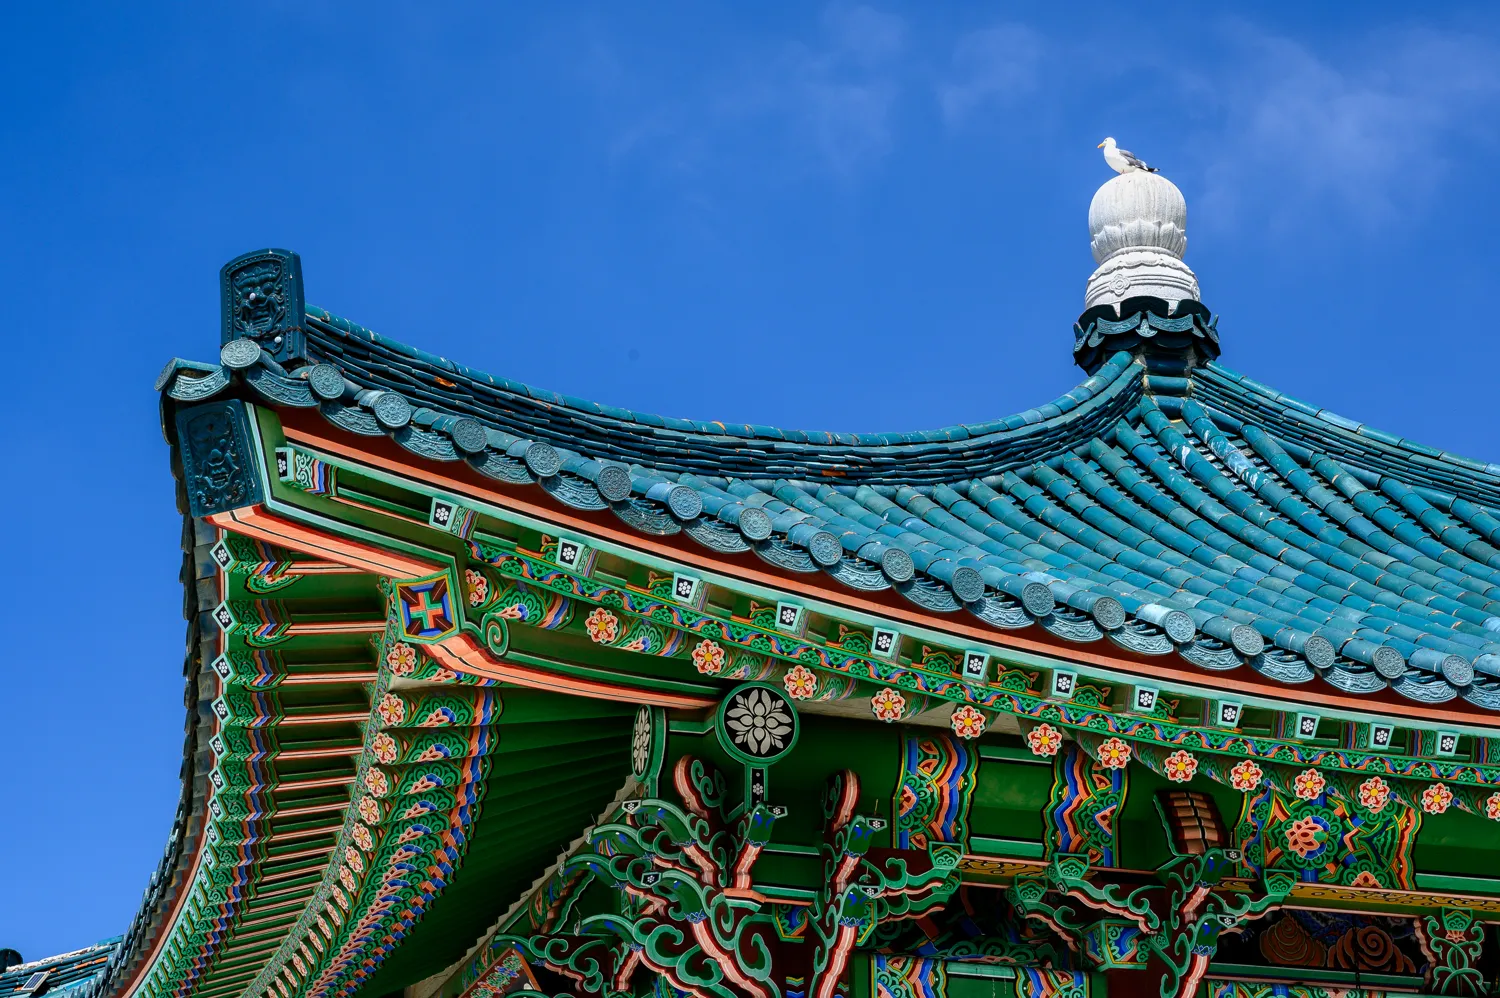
[
  {"x1": 568, "y1": 9, "x2": 1500, "y2": 223},
  {"x1": 1189, "y1": 25, "x2": 1500, "y2": 227},
  {"x1": 573, "y1": 4, "x2": 910, "y2": 183},
  {"x1": 712, "y1": 4, "x2": 907, "y2": 177},
  {"x1": 936, "y1": 24, "x2": 1043, "y2": 125}
]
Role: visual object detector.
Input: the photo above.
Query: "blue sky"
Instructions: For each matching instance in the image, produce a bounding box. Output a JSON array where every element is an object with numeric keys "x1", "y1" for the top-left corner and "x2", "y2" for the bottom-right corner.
[{"x1": 3, "y1": 2, "x2": 1499, "y2": 959}]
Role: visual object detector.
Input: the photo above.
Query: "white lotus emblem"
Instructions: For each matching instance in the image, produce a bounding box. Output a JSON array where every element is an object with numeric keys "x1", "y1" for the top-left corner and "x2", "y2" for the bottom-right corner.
[{"x1": 724, "y1": 688, "x2": 795, "y2": 757}]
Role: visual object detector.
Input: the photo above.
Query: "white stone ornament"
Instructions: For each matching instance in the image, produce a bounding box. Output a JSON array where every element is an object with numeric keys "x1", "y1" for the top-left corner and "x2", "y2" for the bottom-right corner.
[
  {"x1": 1085, "y1": 165, "x2": 1199, "y2": 312},
  {"x1": 717, "y1": 684, "x2": 799, "y2": 765},
  {"x1": 630, "y1": 706, "x2": 653, "y2": 778}
]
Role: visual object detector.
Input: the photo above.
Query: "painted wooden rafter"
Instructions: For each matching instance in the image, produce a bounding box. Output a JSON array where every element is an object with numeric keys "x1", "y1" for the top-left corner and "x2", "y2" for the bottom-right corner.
[{"x1": 208, "y1": 505, "x2": 714, "y2": 710}]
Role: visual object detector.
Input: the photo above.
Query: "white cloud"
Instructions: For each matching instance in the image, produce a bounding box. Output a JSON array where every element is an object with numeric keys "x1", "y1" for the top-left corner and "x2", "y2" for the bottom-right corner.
[
  {"x1": 585, "y1": 4, "x2": 908, "y2": 181},
  {"x1": 715, "y1": 4, "x2": 907, "y2": 176},
  {"x1": 937, "y1": 24, "x2": 1043, "y2": 125},
  {"x1": 822, "y1": 3, "x2": 904, "y2": 66},
  {"x1": 1191, "y1": 26, "x2": 1500, "y2": 227}
]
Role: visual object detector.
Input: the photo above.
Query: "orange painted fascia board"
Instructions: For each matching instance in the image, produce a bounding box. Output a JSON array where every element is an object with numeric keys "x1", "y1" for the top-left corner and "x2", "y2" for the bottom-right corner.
[
  {"x1": 208, "y1": 506, "x2": 714, "y2": 710},
  {"x1": 275, "y1": 412, "x2": 1500, "y2": 729}
]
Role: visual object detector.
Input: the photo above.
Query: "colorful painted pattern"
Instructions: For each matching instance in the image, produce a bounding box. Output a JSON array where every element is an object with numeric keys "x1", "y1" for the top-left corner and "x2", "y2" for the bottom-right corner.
[
  {"x1": 873, "y1": 956, "x2": 945, "y2": 998},
  {"x1": 1015, "y1": 968, "x2": 1087, "y2": 998},
  {"x1": 1209, "y1": 981, "x2": 1392, "y2": 998},
  {"x1": 242, "y1": 603, "x2": 500, "y2": 998},
  {"x1": 1236, "y1": 785, "x2": 1419, "y2": 889},
  {"x1": 896, "y1": 735, "x2": 977, "y2": 850},
  {"x1": 467, "y1": 546, "x2": 1500, "y2": 799},
  {"x1": 1046, "y1": 743, "x2": 1125, "y2": 867}
]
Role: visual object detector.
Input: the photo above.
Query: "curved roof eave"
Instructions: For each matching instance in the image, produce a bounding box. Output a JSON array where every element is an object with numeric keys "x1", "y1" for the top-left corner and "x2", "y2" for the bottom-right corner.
[{"x1": 160, "y1": 301, "x2": 1500, "y2": 715}]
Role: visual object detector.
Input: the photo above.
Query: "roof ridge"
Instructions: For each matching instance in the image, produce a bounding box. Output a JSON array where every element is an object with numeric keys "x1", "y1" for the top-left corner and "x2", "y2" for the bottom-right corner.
[
  {"x1": 1198, "y1": 361, "x2": 1500, "y2": 488},
  {"x1": 303, "y1": 304, "x2": 1143, "y2": 449}
]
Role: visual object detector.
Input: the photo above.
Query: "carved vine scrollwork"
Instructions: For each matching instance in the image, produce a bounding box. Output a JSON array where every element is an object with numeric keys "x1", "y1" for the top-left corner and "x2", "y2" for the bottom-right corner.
[
  {"x1": 496, "y1": 757, "x2": 958, "y2": 998},
  {"x1": 494, "y1": 756, "x2": 778, "y2": 998},
  {"x1": 1152, "y1": 855, "x2": 1293, "y2": 998},
  {"x1": 1009, "y1": 850, "x2": 1292, "y2": 998},
  {"x1": 1419, "y1": 908, "x2": 1486, "y2": 997},
  {"x1": 806, "y1": 770, "x2": 961, "y2": 998}
]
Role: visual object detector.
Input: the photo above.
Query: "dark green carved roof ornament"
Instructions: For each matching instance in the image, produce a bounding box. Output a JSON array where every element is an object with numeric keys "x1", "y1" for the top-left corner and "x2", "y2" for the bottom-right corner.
[{"x1": 220, "y1": 248, "x2": 306, "y2": 365}]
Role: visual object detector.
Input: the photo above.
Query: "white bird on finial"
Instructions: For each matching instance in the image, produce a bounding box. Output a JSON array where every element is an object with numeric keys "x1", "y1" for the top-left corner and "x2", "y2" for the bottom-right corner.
[{"x1": 1098, "y1": 137, "x2": 1157, "y2": 175}]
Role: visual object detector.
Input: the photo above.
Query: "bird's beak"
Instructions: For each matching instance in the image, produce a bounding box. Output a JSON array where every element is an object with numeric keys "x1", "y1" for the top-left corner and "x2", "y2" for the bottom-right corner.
[{"x1": 1096, "y1": 141, "x2": 1105, "y2": 148}]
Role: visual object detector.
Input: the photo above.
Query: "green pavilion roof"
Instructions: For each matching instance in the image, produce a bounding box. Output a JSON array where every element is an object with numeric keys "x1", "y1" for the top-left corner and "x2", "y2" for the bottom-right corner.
[
  {"x1": 46, "y1": 168, "x2": 1500, "y2": 998},
  {"x1": 0, "y1": 941, "x2": 121, "y2": 998},
  {"x1": 156, "y1": 256, "x2": 1500, "y2": 714}
]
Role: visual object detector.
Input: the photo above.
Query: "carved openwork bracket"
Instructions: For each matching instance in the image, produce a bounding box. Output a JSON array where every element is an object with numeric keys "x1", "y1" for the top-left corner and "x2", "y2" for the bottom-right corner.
[
  {"x1": 1009, "y1": 850, "x2": 1292, "y2": 998},
  {"x1": 1418, "y1": 907, "x2": 1486, "y2": 997},
  {"x1": 494, "y1": 757, "x2": 958, "y2": 998},
  {"x1": 806, "y1": 770, "x2": 961, "y2": 998}
]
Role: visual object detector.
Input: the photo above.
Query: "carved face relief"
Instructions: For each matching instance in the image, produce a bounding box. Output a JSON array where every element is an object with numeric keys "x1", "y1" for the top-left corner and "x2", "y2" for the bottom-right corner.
[
  {"x1": 201, "y1": 439, "x2": 239, "y2": 493},
  {"x1": 183, "y1": 406, "x2": 252, "y2": 512},
  {"x1": 231, "y1": 260, "x2": 286, "y2": 337}
]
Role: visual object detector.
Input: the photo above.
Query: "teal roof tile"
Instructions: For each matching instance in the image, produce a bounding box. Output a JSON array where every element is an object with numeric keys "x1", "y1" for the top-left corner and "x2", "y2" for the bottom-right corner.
[{"x1": 165, "y1": 301, "x2": 1500, "y2": 712}]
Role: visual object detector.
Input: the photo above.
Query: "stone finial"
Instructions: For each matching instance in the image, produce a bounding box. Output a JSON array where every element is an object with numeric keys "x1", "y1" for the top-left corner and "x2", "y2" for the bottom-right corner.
[{"x1": 1084, "y1": 171, "x2": 1199, "y2": 311}]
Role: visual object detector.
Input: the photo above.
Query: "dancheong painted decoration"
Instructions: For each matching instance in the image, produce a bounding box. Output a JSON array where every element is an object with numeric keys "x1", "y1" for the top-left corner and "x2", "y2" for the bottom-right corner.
[{"x1": 15, "y1": 161, "x2": 1500, "y2": 998}]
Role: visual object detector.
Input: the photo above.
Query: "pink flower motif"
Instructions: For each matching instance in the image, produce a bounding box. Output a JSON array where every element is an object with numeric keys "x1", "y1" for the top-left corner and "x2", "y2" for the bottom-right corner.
[
  {"x1": 783, "y1": 664, "x2": 817, "y2": 700},
  {"x1": 1293, "y1": 768, "x2": 1326, "y2": 801},
  {"x1": 1097, "y1": 737, "x2": 1132, "y2": 770},
  {"x1": 351, "y1": 824, "x2": 374, "y2": 852},
  {"x1": 1421, "y1": 782, "x2": 1454, "y2": 815},
  {"x1": 951, "y1": 705, "x2": 986, "y2": 739},
  {"x1": 1358, "y1": 776, "x2": 1391, "y2": 813},
  {"x1": 376, "y1": 693, "x2": 406, "y2": 727},
  {"x1": 371, "y1": 732, "x2": 399, "y2": 764},
  {"x1": 1027, "y1": 723, "x2": 1064, "y2": 757},
  {"x1": 691, "y1": 639, "x2": 727, "y2": 675},
  {"x1": 870, "y1": 687, "x2": 907, "y2": 722},
  {"x1": 338, "y1": 865, "x2": 357, "y2": 892},
  {"x1": 385, "y1": 642, "x2": 417, "y2": 677},
  {"x1": 1230, "y1": 759, "x2": 1263, "y2": 791},
  {"x1": 585, "y1": 607, "x2": 619, "y2": 644},
  {"x1": 1486, "y1": 792, "x2": 1500, "y2": 821},
  {"x1": 357, "y1": 796, "x2": 381, "y2": 825},
  {"x1": 362, "y1": 767, "x2": 389, "y2": 798},
  {"x1": 1284, "y1": 816, "x2": 1328, "y2": 859},
  {"x1": 465, "y1": 569, "x2": 488, "y2": 607},
  {"x1": 344, "y1": 846, "x2": 364, "y2": 874},
  {"x1": 420, "y1": 707, "x2": 457, "y2": 727},
  {"x1": 332, "y1": 885, "x2": 349, "y2": 911},
  {"x1": 1163, "y1": 749, "x2": 1198, "y2": 783}
]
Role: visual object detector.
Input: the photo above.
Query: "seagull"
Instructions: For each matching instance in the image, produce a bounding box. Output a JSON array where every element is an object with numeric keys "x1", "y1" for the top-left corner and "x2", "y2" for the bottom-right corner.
[{"x1": 1098, "y1": 137, "x2": 1158, "y2": 174}]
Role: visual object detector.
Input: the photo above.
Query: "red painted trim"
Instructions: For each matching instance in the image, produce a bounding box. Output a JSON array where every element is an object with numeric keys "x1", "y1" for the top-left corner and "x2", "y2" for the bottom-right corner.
[
  {"x1": 425, "y1": 635, "x2": 716, "y2": 709},
  {"x1": 277, "y1": 413, "x2": 1500, "y2": 728},
  {"x1": 208, "y1": 506, "x2": 715, "y2": 710}
]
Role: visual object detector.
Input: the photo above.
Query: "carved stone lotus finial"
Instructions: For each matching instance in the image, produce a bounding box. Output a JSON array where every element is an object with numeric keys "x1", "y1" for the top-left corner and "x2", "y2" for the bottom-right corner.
[{"x1": 1084, "y1": 169, "x2": 1199, "y2": 311}]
